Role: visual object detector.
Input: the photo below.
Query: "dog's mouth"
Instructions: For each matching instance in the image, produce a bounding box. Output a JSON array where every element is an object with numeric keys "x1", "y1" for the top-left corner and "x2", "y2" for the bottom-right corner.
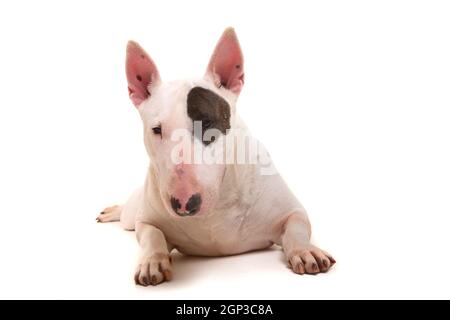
[{"x1": 174, "y1": 210, "x2": 197, "y2": 217}]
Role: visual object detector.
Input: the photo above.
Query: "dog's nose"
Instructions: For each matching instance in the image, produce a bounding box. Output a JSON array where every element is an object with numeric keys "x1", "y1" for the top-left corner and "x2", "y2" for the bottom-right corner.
[
  {"x1": 170, "y1": 194, "x2": 202, "y2": 216},
  {"x1": 170, "y1": 196, "x2": 181, "y2": 213},
  {"x1": 186, "y1": 193, "x2": 202, "y2": 215}
]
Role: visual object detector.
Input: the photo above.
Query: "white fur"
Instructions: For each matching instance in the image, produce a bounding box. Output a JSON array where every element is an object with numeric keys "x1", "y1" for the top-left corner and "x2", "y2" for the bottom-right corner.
[{"x1": 99, "y1": 32, "x2": 335, "y2": 286}]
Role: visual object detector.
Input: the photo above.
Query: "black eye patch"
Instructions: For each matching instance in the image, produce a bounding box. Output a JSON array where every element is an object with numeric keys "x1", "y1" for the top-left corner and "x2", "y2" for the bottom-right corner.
[{"x1": 187, "y1": 87, "x2": 231, "y2": 146}]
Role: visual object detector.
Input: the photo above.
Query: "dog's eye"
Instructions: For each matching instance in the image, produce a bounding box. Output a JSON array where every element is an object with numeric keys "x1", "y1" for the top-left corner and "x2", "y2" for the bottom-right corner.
[
  {"x1": 203, "y1": 120, "x2": 212, "y2": 129},
  {"x1": 152, "y1": 126, "x2": 162, "y2": 135}
]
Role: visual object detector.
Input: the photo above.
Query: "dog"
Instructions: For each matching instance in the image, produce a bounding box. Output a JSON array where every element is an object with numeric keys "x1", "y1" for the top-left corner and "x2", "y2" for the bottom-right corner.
[{"x1": 97, "y1": 27, "x2": 335, "y2": 286}]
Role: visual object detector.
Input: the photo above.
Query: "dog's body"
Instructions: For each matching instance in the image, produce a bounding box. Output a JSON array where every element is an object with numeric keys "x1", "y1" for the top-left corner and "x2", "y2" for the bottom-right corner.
[
  {"x1": 120, "y1": 109, "x2": 303, "y2": 257},
  {"x1": 97, "y1": 28, "x2": 335, "y2": 286}
]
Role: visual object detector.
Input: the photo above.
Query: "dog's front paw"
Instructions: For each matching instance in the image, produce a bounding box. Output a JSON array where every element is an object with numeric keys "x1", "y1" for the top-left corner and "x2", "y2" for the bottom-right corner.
[
  {"x1": 134, "y1": 253, "x2": 172, "y2": 286},
  {"x1": 287, "y1": 245, "x2": 335, "y2": 275}
]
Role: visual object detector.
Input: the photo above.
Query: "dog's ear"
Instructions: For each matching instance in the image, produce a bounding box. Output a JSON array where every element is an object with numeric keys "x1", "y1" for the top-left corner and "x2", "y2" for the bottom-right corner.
[
  {"x1": 206, "y1": 27, "x2": 244, "y2": 94},
  {"x1": 126, "y1": 41, "x2": 160, "y2": 107}
]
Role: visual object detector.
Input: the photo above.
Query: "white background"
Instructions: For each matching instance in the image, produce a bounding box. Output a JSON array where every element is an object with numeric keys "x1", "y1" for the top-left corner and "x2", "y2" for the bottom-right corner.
[{"x1": 0, "y1": 0, "x2": 449, "y2": 299}]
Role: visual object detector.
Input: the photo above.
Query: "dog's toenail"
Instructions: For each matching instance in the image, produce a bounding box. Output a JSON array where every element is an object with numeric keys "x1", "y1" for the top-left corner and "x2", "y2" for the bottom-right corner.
[{"x1": 151, "y1": 275, "x2": 157, "y2": 285}]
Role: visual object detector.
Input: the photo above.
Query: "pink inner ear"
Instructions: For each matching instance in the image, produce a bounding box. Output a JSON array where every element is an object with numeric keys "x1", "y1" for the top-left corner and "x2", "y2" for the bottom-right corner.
[
  {"x1": 126, "y1": 41, "x2": 160, "y2": 107},
  {"x1": 207, "y1": 28, "x2": 244, "y2": 94}
]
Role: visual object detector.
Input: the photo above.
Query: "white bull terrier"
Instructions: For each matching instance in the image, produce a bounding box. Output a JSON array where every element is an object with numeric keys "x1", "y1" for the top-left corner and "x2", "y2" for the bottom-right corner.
[{"x1": 97, "y1": 27, "x2": 335, "y2": 286}]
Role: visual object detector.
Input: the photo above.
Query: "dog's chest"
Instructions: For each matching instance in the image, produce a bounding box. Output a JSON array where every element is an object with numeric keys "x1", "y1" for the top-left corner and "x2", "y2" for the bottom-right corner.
[{"x1": 161, "y1": 208, "x2": 272, "y2": 256}]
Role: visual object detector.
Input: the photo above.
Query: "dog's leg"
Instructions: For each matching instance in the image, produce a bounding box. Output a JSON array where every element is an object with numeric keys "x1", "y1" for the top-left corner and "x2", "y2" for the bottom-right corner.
[
  {"x1": 96, "y1": 205, "x2": 122, "y2": 223},
  {"x1": 134, "y1": 221, "x2": 173, "y2": 286},
  {"x1": 96, "y1": 187, "x2": 143, "y2": 230},
  {"x1": 279, "y1": 213, "x2": 335, "y2": 274}
]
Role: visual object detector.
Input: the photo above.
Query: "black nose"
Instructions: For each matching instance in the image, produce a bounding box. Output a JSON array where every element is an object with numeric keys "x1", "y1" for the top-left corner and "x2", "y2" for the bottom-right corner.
[
  {"x1": 186, "y1": 193, "x2": 202, "y2": 215},
  {"x1": 170, "y1": 194, "x2": 202, "y2": 216},
  {"x1": 170, "y1": 196, "x2": 181, "y2": 213}
]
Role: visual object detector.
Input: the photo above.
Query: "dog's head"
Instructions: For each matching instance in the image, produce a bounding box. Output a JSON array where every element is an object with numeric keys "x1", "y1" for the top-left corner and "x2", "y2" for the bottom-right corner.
[{"x1": 126, "y1": 28, "x2": 244, "y2": 217}]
